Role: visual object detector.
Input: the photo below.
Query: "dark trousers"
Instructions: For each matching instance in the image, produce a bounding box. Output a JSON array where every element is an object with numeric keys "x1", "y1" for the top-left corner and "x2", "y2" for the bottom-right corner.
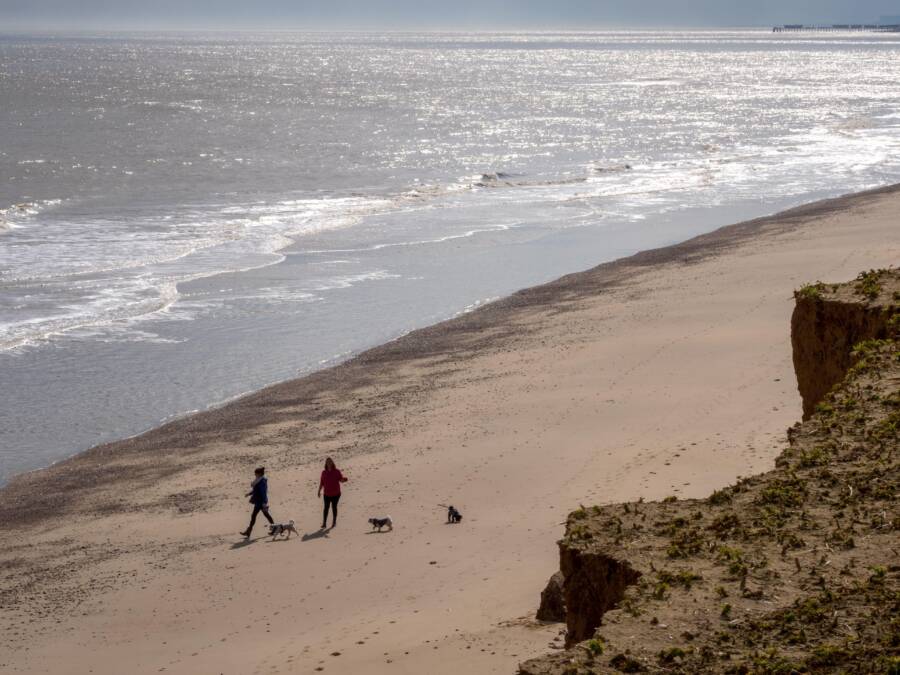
[
  {"x1": 323, "y1": 494, "x2": 340, "y2": 526},
  {"x1": 248, "y1": 504, "x2": 274, "y2": 532}
]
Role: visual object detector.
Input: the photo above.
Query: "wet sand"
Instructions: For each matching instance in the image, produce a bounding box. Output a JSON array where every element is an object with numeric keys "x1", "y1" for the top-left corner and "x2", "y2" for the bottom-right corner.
[{"x1": 1, "y1": 184, "x2": 899, "y2": 674}]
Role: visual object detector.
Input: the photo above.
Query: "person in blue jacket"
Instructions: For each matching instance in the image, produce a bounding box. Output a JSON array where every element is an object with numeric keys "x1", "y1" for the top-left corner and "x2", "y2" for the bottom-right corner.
[{"x1": 240, "y1": 466, "x2": 275, "y2": 537}]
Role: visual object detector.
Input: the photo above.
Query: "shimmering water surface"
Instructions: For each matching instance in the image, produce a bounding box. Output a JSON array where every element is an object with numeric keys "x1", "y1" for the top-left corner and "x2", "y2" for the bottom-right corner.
[{"x1": 2, "y1": 30, "x2": 900, "y2": 483}]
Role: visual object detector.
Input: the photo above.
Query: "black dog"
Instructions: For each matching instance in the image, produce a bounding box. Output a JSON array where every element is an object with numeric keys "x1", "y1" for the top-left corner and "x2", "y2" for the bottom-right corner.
[
  {"x1": 447, "y1": 506, "x2": 462, "y2": 523},
  {"x1": 368, "y1": 516, "x2": 393, "y2": 532}
]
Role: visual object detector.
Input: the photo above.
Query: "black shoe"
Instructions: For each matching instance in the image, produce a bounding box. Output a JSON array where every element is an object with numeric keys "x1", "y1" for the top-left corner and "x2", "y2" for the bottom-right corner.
[{"x1": 240, "y1": 529, "x2": 250, "y2": 537}]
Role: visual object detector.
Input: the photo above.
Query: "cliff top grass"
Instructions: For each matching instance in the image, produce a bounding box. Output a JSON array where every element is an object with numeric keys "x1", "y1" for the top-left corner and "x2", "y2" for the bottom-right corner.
[
  {"x1": 521, "y1": 269, "x2": 900, "y2": 675},
  {"x1": 795, "y1": 267, "x2": 899, "y2": 306}
]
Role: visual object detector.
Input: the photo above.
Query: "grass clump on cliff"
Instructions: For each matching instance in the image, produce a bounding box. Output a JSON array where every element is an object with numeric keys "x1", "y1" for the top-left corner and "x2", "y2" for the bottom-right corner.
[
  {"x1": 797, "y1": 445, "x2": 832, "y2": 468},
  {"x1": 651, "y1": 570, "x2": 703, "y2": 600},
  {"x1": 656, "y1": 569, "x2": 702, "y2": 589},
  {"x1": 657, "y1": 646, "x2": 690, "y2": 664},
  {"x1": 708, "y1": 512, "x2": 741, "y2": 536},
  {"x1": 585, "y1": 638, "x2": 604, "y2": 656},
  {"x1": 795, "y1": 282, "x2": 827, "y2": 301},
  {"x1": 608, "y1": 653, "x2": 646, "y2": 672},
  {"x1": 570, "y1": 506, "x2": 588, "y2": 521},
  {"x1": 853, "y1": 268, "x2": 888, "y2": 300},
  {"x1": 748, "y1": 649, "x2": 800, "y2": 674},
  {"x1": 850, "y1": 338, "x2": 891, "y2": 375},
  {"x1": 756, "y1": 474, "x2": 806, "y2": 508},
  {"x1": 708, "y1": 487, "x2": 732, "y2": 505},
  {"x1": 665, "y1": 527, "x2": 705, "y2": 559},
  {"x1": 716, "y1": 546, "x2": 750, "y2": 578}
]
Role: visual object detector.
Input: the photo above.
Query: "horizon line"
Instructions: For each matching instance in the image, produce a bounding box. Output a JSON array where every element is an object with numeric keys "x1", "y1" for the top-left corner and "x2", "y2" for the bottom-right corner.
[{"x1": 0, "y1": 24, "x2": 878, "y2": 35}]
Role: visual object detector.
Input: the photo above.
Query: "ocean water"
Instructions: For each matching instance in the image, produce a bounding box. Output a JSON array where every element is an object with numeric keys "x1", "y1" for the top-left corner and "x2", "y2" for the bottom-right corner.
[{"x1": 2, "y1": 30, "x2": 900, "y2": 484}]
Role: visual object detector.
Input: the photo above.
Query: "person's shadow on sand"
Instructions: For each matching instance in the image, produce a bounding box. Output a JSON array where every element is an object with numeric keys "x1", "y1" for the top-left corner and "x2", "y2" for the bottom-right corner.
[
  {"x1": 230, "y1": 537, "x2": 262, "y2": 550},
  {"x1": 301, "y1": 528, "x2": 330, "y2": 542}
]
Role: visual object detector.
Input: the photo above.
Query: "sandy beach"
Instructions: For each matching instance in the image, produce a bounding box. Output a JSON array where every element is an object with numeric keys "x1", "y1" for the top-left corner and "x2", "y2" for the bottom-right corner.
[{"x1": 1, "y1": 185, "x2": 898, "y2": 675}]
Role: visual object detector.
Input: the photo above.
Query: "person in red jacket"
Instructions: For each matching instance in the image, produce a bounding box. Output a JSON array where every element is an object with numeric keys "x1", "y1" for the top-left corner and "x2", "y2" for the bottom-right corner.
[{"x1": 318, "y1": 457, "x2": 348, "y2": 529}]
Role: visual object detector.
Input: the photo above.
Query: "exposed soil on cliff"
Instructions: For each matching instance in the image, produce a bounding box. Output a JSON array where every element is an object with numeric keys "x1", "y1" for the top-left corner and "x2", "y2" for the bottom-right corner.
[
  {"x1": 792, "y1": 269, "x2": 898, "y2": 419},
  {"x1": 520, "y1": 269, "x2": 899, "y2": 674}
]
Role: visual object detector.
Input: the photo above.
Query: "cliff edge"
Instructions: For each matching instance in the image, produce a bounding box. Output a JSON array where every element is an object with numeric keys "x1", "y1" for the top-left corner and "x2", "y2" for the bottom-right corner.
[
  {"x1": 520, "y1": 268, "x2": 899, "y2": 674},
  {"x1": 792, "y1": 269, "x2": 897, "y2": 419}
]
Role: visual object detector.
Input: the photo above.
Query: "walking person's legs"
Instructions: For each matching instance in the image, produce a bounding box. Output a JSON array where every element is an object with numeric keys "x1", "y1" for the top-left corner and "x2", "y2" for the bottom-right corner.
[
  {"x1": 322, "y1": 495, "x2": 340, "y2": 528},
  {"x1": 241, "y1": 504, "x2": 263, "y2": 537},
  {"x1": 261, "y1": 507, "x2": 274, "y2": 525},
  {"x1": 329, "y1": 494, "x2": 340, "y2": 527}
]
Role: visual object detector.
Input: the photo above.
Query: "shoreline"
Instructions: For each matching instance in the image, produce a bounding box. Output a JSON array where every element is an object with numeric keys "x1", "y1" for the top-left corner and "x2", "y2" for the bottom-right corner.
[
  {"x1": 2, "y1": 183, "x2": 899, "y2": 675},
  {"x1": 2, "y1": 185, "x2": 895, "y2": 488},
  {"x1": 2, "y1": 182, "x2": 897, "y2": 509}
]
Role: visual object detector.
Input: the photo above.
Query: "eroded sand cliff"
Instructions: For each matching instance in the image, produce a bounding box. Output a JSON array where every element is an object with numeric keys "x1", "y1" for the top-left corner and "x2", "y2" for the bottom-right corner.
[{"x1": 521, "y1": 269, "x2": 899, "y2": 674}]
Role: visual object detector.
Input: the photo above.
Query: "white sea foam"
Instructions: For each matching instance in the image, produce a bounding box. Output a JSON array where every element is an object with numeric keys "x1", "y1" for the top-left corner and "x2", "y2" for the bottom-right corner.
[
  {"x1": 0, "y1": 198, "x2": 62, "y2": 226},
  {"x1": 0, "y1": 192, "x2": 408, "y2": 350},
  {"x1": 2, "y1": 30, "x2": 900, "y2": 356}
]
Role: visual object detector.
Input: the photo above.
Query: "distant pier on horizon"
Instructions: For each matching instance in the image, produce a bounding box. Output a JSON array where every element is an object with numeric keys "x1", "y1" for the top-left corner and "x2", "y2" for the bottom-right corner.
[{"x1": 773, "y1": 22, "x2": 900, "y2": 33}]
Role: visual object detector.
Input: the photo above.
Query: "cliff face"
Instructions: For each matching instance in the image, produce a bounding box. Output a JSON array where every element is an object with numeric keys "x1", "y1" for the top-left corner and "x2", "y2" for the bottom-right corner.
[
  {"x1": 791, "y1": 270, "x2": 897, "y2": 419},
  {"x1": 520, "y1": 269, "x2": 899, "y2": 675},
  {"x1": 559, "y1": 544, "x2": 641, "y2": 646},
  {"x1": 536, "y1": 571, "x2": 567, "y2": 623}
]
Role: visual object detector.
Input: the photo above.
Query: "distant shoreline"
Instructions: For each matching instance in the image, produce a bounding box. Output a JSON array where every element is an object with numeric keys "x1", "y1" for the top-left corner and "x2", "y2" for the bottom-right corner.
[{"x1": 3, "y1": 181, "x2": 899, "y2": 523}]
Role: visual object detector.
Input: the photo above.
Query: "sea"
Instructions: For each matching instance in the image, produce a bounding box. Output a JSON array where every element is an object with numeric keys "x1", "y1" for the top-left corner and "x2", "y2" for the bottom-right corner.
[{"x1": 2, "y1": 30, "x2": 900, "y2": 485}]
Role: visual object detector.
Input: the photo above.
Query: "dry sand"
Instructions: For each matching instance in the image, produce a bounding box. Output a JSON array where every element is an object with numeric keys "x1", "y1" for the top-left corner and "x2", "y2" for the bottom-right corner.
[{"x1": 1, "y1": 185, "x2": 898, "y2": 675}]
